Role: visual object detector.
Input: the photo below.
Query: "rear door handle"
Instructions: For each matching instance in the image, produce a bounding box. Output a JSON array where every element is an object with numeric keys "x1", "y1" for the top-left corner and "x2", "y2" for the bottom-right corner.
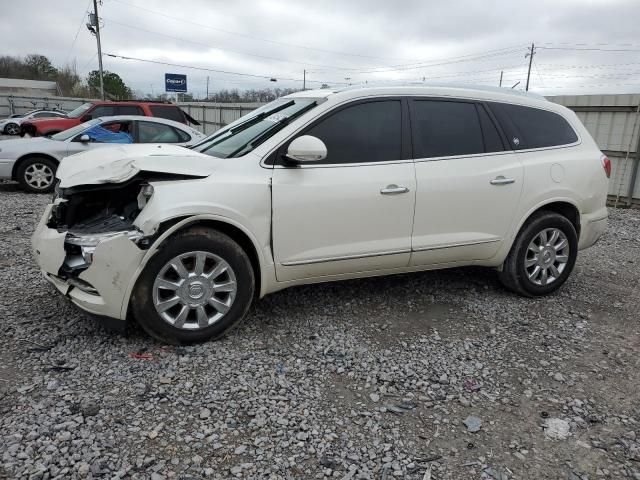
[
  {"x1": 380, "y1": 184, "x2": 409, "y2": 195},
  {"x1": 490, "y1": 176, "x2": 515, "y2": 185}
]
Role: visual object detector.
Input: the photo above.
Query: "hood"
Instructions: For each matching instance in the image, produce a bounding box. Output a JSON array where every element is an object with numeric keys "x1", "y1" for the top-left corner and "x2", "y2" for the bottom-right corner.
[
  {"x1": 0, "y1": 137, "x2": 51, "y2": 152},
  {"x1": 57, "y1": 143, "x2": 220, "y2": 188}
]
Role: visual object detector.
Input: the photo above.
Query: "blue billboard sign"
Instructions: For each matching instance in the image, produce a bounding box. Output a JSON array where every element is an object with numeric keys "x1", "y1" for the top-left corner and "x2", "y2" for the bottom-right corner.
[{"x1": 165, "y1": 73, "x2": 187, "y2": 93}]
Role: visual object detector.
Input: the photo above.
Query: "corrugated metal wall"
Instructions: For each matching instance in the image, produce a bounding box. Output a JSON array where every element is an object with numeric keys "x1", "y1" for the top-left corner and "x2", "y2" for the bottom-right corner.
[{"x1": 548, "y1": 94, "x2": 640, "y2": 205}]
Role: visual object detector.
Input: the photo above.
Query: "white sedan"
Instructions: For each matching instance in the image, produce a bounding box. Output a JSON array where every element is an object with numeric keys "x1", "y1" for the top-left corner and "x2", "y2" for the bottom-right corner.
[
  {"x1": 0, "y1": 110, "x2": 67, "y2": 135},
  {"x1": 0, "y1": 115, "x2": 206, "y2": 192}
]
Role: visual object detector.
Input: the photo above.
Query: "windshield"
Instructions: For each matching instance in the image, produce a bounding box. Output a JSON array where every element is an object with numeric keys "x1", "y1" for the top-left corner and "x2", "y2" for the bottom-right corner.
[
  {"x1": 51, "y1": 119, "x2": 101, "y2": 141},
  {"x1": 192, "y1": 98, "x2": 318, "y2": 158},
  {"x1": 66, "y1": 103, "x2": 93, "y2": 119}
]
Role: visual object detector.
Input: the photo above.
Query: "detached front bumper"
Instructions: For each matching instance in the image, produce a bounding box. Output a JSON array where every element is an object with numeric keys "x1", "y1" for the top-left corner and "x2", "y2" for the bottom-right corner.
[{"x1": 32, "y1": 204, "x2": 147, "y2": 322}]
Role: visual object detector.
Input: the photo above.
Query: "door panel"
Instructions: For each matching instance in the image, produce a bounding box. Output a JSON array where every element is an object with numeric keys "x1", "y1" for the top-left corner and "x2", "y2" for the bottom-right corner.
[
  {"x1": 410, "y1": 153, "x2": 523, "y2": 266},
  {"x1": 272, "y1": 163, "x2": 416, "y2": 281},
  {"x1": 408, "y1": 98, "x2": 523, "y2": 266}
]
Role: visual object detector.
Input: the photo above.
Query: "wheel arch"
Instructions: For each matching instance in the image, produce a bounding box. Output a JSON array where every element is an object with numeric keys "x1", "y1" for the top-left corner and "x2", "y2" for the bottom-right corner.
[
  {"x1": 12, "y1": 153, "x2": 60, "y2": 180},
  {"x1": 519, "y1": 200, "x2": 581, "y2": 238},
  {"x1": 122, "y1": 214, "x2": 269, "y2": 320}
]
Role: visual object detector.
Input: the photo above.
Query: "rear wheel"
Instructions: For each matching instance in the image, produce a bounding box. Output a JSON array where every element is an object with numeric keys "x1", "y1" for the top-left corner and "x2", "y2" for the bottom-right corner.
[
  {"x1": 16, "y1": 157, "x2": 57, "y2": 193},
  {"x1": 131, "y1": 227, "x2": 255, "y2": 344},
  {"x1": 498, "y1": 211, "x2": 578, "y2": 296},
  {"x1": 4, "y1": 123, "x2": 19, "y2": 135}
]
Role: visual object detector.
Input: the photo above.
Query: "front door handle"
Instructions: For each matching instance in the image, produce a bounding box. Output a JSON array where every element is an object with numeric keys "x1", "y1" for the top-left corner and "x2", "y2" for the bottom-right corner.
[
  {"x1": 490, "y1": 176, "x2": 515, "y2": 186},
  {"x1": 380, "y1": 184, "x2": 409, "y2": 195}
]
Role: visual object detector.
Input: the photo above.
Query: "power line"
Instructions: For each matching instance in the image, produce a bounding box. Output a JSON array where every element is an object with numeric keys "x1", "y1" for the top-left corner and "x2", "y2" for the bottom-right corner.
[
  {"x1": 107, "y1": 0, "x2": 413, "y2": 63},
  {"x1": 344, "y1": 46, "x2": 527, "y2": 75},
  {"x1": 538, "y1": 46, "x2": 640, "y2": 52},
  {"x1": 102, "y1": 17, "x2": 358, "y2": 70},
  {"x1": 65, "y1": 0, "x2": 92, "y2": 65},
  {"x1": 541, "y1": 41, "x2": 640, "y2": 48},
  {"x1": 103, "y1": 52, "x2": 349, "y2": 85},
  {"x1": 536, "y1": 61, "x2": 640, "y2": 70}
]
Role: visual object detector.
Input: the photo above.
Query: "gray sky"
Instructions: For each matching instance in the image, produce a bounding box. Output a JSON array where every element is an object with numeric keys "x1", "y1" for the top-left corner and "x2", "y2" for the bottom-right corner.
[{"x1": 2, "y1": 0, "x2": 640, "y2": 97}]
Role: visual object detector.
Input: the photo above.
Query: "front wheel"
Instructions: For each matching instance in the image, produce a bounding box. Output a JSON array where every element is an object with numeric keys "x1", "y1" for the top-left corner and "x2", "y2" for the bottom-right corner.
[
  {"x1": 498, "y1": 211, "x2": 578, "y2": 296},
  {"x1": 16, "y1": 157, "x2": 57, "y2": 193},
  {"x1": 131, "y1": 227, "x2": 255, "y2": 344}
]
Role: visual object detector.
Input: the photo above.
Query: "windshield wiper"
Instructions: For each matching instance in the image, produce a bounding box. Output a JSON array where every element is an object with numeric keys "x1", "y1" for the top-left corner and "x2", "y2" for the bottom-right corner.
[
  {"x1": 226, "y1": 101, "x2": 317, "y2": 158},
  {"x1": 195, "y1": 100, "x2": 295, "y2": 153}
]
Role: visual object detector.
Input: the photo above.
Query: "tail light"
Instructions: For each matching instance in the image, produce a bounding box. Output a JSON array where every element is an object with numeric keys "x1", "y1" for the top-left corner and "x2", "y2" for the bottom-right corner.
[{"x1": 601, "y1": 154, "x2": 611, "y2": 178}]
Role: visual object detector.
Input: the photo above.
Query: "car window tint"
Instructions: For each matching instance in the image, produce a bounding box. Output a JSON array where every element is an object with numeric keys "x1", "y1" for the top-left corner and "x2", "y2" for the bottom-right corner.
[
  {"x1": 33, "y1": 112, "x2": 53, "y2": 118},
  {"x1": 149, "y1": 105, "x2": 186, "y2": 123},
  {"x1": 489, "y1": 103, "x2": 578, "y2": 149},
  {"x1": 138, "y1": 121, "x2": 181, "y2": 143},
  {"x1": 118, "y1": 105, "x2": 144, "y2": 116},
  {"x1": 411, "y1": 100, "x2": 484, "y2": 158},
  {"x1": 90, "y1": 106, "x2": 115, "y2": 118},
  {"x1": 477, "y1": 105, "x2": 505, "y2": 152},
  {"x1": 303, "y1": 100, "x2": 401, "y2": 164}
]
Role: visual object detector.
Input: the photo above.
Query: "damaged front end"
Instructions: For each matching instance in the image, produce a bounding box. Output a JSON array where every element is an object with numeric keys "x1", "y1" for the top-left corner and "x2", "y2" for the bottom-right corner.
[
  {"x1": 33, "y1": 173, "x2": 199, "y2": 322},
  {"x1": 50, "y1": 178, "x2": 155, "y2": 285}
]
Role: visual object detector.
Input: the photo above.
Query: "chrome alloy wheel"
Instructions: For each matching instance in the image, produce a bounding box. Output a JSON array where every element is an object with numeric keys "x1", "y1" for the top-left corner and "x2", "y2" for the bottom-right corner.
[
  {"x1": 24, "y1": 163, "x2": 55, "y2": 190},
  {"x1": 152, "y1": 251, "x2": 237, "y2": 330},
  {"x1": 5, "y1": 123, "x2": 19, "y2": 135},
  {"x1": 525, "y1": 228, "x2": 569, "y2": 286}
]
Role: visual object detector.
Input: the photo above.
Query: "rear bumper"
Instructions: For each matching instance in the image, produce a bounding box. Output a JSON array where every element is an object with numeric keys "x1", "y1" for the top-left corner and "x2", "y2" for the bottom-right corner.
[{"x1": 578, "y1": 209, "x2": 608, "y2": 250}]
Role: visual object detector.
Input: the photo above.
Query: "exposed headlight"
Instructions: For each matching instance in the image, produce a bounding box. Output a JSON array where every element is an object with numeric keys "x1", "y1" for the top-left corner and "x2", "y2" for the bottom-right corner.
[
  {"x1": 137, "y1": 184, "x2": 154, "y2": 208},
  {"x1": 65, "y1": 230, "x2": 144, "y2": 265},
  {"x1": 66, "y1": 229, "x2": 145, "y2": 247}
]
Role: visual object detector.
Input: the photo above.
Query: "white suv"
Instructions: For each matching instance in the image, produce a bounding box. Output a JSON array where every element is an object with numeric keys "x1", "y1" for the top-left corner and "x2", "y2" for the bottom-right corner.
[{"x1": 32, "y1": 85, "x2": 609, "y2": 344}]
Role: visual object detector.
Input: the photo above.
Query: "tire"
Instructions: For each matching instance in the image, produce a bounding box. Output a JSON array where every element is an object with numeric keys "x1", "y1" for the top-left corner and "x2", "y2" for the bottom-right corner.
[
  {"x1": 498, "y1": 211, "x2": 578, "y2": 296},
  {"x1": 131, "y1": 227, "x2": 255, "y2": 344},
  {"x1": 4, "y1": 123, "x2": 19, "y2": 135},
  {"x1": 16, "y1": 156, "x2": 58, "y2": 193}
]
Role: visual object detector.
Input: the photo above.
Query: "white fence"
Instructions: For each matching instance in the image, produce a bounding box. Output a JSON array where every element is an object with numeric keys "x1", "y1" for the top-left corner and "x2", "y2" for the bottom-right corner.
[
  {"x1": 2, "y1": 93, "x2": 639, "y2": 205},
  {"x1": 0, "y1": 94, "x2": 263, "y2": 137}
]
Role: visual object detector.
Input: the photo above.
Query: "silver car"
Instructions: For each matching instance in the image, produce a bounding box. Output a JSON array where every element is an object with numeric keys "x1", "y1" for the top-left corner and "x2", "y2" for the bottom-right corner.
[
  {"x1": 0, "y1": 109, "x2": 67, "y2": 135},
  {"x1": 0, "y1": 115, "x2": 206, "y2": 192}
]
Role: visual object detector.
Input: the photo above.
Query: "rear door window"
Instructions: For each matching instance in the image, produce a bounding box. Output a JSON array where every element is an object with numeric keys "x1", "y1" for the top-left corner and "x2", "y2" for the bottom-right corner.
[
  {"x1": 149, "y1": 105, "x2": 186, "y2": 123},
  {"x1": 137, "y1": 121, "x2": 182, "y2": 143},
  {"x1": 89, "y1": 105, "x2": 115, "y2": 118},
  {"x1": 117, "y1": 105, "x2": 144, "y2": 116},
  {"x1": 488, "y1": 103, "x2": 578, "y2": 149},
  {"x1": 410, "y1": 100, "x2": 485, "y2": 158}
]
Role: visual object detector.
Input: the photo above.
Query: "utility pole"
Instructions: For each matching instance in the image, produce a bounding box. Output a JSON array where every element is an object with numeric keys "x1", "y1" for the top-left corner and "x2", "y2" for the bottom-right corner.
[
  {"x1": 499, "y1": 70, "x2": 503, "y2": 87},
  {"x1": 90, "y1": 0, "x2": 105, "y2": 100},
  {"x1": 525, "y1": 42, "x2": 535, "y2": 92},
  {"x1": 206, "y1": 76, "x2": 209, "y2": 100},
  {"x1": 303, "y1": 69, "x2": 306, "y2": 91}
]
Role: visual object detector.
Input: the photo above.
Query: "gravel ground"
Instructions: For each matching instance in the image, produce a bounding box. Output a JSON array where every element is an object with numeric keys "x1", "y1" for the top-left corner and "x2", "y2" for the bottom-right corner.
[{"x1": 1, "y1": 183, "x2": 639, "y2": 480}]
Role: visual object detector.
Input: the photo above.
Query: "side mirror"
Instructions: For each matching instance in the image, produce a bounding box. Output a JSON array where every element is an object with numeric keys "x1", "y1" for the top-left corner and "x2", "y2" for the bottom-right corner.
[
  {"x1": 286, "y1": 135, "x2": 327, "y2": 163},
  {"x1": 80, "y1": 134, "x2": 90, "y2": 143}
]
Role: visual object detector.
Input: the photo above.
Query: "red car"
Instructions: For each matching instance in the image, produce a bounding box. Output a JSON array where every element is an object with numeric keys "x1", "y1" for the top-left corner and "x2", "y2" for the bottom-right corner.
[{"x1": 20, "y1": 101, "x2": 198, "y2": 137}]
